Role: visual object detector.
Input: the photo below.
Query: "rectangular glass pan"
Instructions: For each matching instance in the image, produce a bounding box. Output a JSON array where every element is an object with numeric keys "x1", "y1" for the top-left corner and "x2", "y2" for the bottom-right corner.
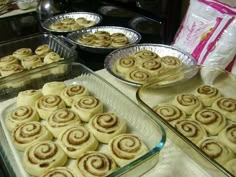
[
  {"x1": 136, "y1": 66, "x2": 236, "y2": 177},
  {"x1": 0, "y1": 33, "x2": 77, "y2": 101},
  {"x1": 0, "y1": 63, "x2": 166, "y2": 177}
]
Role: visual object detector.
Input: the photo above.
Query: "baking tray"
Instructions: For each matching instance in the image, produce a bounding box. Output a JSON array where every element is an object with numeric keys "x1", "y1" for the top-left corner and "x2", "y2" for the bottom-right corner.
[
  {"x1": 67, "y1": 26, "x2": 142, "y2": 53},
  {"x1": 0, "y1": 33, "x2": 77, "y2": 101},
  {"x1": 0, "y1": 62, "x2": 166, "y2": 177},
  {"x1": 42, "y1": 12, "x2": 102, "y2": 33},
  {"x1": 136, "y1": 65, "x2": 236, "y2": 177},
  {"x1": 104, "y1": 43, "x2": 197, "y2": 87}
]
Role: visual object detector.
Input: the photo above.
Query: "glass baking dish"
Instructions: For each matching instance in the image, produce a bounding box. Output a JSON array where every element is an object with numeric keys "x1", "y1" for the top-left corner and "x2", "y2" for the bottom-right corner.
[
  {"x1": 136, "y1": 66, "x2": 236, "y2": 177},
  {"x1": 0, "y1": 33, "x2": 77, "y2": 101},
  {"x1": 0, "y1": 62, "x2": 166, "y2": 177}
]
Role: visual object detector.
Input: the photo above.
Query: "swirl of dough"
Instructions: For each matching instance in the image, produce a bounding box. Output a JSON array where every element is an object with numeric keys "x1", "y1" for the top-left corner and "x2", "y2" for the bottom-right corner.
[
  {"x1": 60, "y1": 85, "x2": 89, "y2": 106},
  {"x1": 125, "y1": 69, "x2": 150, "y2": 84},
  {"x1": 175, "y1": 120, "x2": 207, "y2": 144},
  {"x1": 218, "y1": 124, "x2": 236, "y2": 153},
  {"x1": 46, "y1": 109, "x2": 81, "y2": 138},
  {"x1": 44, "y1": 52, "x2": 63, "y2": 64},
  {"x1": 71, "y1": 96, "x2": 103, "y2": 122},
  {"x1": 111, "y1": 37, "x2": 129, "y2": 47},
  {"x1": 195, "y1": 85, "x2": 222, "y2": 106},
  {"x1": 76, "y1": 17, "x2": 95, "y2": 27},
  {"x1": 40, "y1": 167, "x2": 76, "y2": 177},
  {"x1": 23, "y1": 141, "x2": 67, "y2": 177},
  {"x1": 6, "y1": 105, "x2": 39, "y2": 131},
  {"x1": 108, "y1": 134, "x2": 149, "y2": 167},
  {"x1": 22, "y1": 55, "x2": 43, "y2": 69},
  {"x1": 35, "y1": 95, "x2": 66, "y2": 120},
  {"x1": 212, "y1": 97, "x2": 236, "y2": 122},
  {"x1": 88, "y1": 112, "x2": 127, "y2": 143},
  {"x1": 60, "y1": 18, "x2": 75, "y2": 25},
  {"x1": 116, "y1": 56, "x2": 136, "y2": 74},
  {"x1": 133, "y1": 50, "x2": 159, "y2": 61},
  {"x1": 139, "y1": 59, "x2": 164, "y2": 75},
  {"x1": 0, "y1": 63, "x2": 24, "y2": 77},
  {"x1": 0, "y1": 55, "x2": 19, "y2": 68},
  {"x1": 70, "y1": 23, "x2": 83, "y2": 30},
  {"x1": 12, "y1": 121, "x2": 53, "y2": 151},
  {"x1": 13, "y1": 48, "x2": 32, "y2": 60},
  {"x1": 94, "y1": 31, "x2": 110, "y2": 37},
  {"x1": 93, "y1": 40, "x2": 111, "y2": 47},
  {"x1": 161, "y1": 56, "x2": 182, "y2": 69},
  {"x1": 192, "y1": 108, "x2": 226, "y2": 136},
  {"x1": 35, "y1": 44, "x2": 51, "y2": 58},
  {"x1": 42, "y1": 81, "x2": 66, "y2": 96},
  {"x1": 153, "y1": 104, "x2": 186, "y2": 126},
  {"x1": 172, "y1": 93, "x2": 203, "y2": 115},
  {"x1": 198, "y1": 137, "x2": 234, "y2": 165},
  {"x1": 17, "y1": 89, "x2": 43, "y2": 107},
  {"x1": 74, "y1": 151, "x2": 116, "y2": 177},
  {"x1": 225, "y1": 159, "x2": 236, "y2": 176},
  {"x1": 57, "y1": 126, "x2": 98, "y2": 158},
  {"x1": 111, "y1": 33, "x2": 126, "y2": 39}
]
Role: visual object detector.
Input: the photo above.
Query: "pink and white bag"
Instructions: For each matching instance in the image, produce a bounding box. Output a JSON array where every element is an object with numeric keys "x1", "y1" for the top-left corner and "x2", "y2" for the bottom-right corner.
[{"x1": 172, "y1": 0, "x2": 236, "y2": 75}]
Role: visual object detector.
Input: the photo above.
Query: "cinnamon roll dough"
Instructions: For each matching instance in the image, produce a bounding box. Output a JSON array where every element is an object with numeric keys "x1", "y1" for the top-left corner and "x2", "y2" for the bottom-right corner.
[
  {"x1": 40, "y1": 167, "x2": 76, "y2": 177},
  {"x1": 125, "y1": 68, "x2": 150, "y2": 84},
  {"x1": 35, "y1": 44, "x2": 51, "y2": 58},
  {"x1": 116, "y1": 56, "x2": 136, "y2": 74},
  {"x1": 44, "y1": 52, "x2": 63, "y2": 64},
  {"x1": 17, "y1": 89, "x2": 43, "y2": 107},
  {"x1": 13, "y1": 48, "x2": 32, "y2": 60},
  {"x1": 42, "y1": 81, "x2": 66, "y2": 96},
  {"x1": 0, "y1": 63, "x2": 24, "y2": 77},
  {"x1": 0, "y1": 55, "x2": 19, "y2": 68},
  {"x1": 21, "y1": 55, "x2": 43, "y2": 69}
]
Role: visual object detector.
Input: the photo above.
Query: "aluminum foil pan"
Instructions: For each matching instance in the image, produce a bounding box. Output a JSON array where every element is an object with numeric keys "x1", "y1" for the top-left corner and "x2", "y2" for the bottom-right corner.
[
  {"x1": 104, "y1": 43, "x2": 197, "y2": 87},
  {"x1": 67, "y1": 26, "x2": 142, "y2": 53},
  {"x1": 42, "y1": 12, "x2": 102, "y2": 33}
]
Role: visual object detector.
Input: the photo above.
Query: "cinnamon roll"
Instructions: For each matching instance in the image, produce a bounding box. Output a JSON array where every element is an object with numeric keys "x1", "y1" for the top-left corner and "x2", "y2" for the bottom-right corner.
[
  {"x1": 192, "y1": 108, "x2": 227, "y2": 136},
  {"x1": 73, "y1": 151, "x2": 116, "y2": 177},
  {"x1": 70, "y1": 23, "x2": 83, "y2": 30},
  {"x1": 78, "y1": 34, "x2": 95, "y2": 46},
  {"x1": 12, "y1": 121, "x2": 53, "y2": 151},
  {"x1": 195, "y1": 85, "x2": 222, "y2": 106},
  {"x1": 23, "y1": 140, "x2": 67, "y2": 177},
  {"x1": 42, "y1": 81, "x2": 66, "y2": 96},
  {"x1": 35, "y1": 95, "x2": 66, "y2": 120},
  {"x1": 111, "y1": 37, "x2": 129, "y2": 48},
  {"x1": 0, "y1": 55, "x2": 19, "y2": 68},
  {"x1": 161, "y1": 56, "x2": 182, "y2": 69},
  {"x1": 71, "y1": 95, "x2": 103, "y2": 122},
  {"x1": 35, "y1": 44, "x2": 51, "y2": 58},
  {"x1": 0, "y1": 63, "x2": 24, "y2": 77},
  {"x1": 116, "y1": 56, "x2": 136, "y2": 74},
  {"x1": 153, "y1": 104, "x2": 187, "y2": 126},
  {"x1": 218, "y1": 124, "x2": 236, "y2": 153},
  {"x1": 50, "y1": 22, "x2": 70, "y2": 32},
  {"x1": 125, "y1": 68, "x2": 150, "y2": 84},
  {"x1": 133, "y1": 50, "x2": 160, "y2": 62},
  {"x1": 17, "y1": 89, "x2": 43, "y2": 107},
  {"x1": 111, "y1": 33, "x2": 127, "y2": 39},
  {"x1": 172, "y1": 93, "x2": 203, "y2": 115},
  {"x1": 198, "y1": 137, "x2": 235, "y2": 165},
  {"x1": 21, "y1": 55, "x2": 43, "y2": 69},
  {"x1": 93, "y1": 40, "x2": 111, "y2": 47},
  {"x1": 94, "y1": 31, "x2": 110, "y2": 38},
  {"x1": 57, "y1": 126, "x2": 98, "y2": 158},
  {"x1": 88, "y1": 112, "x2": 127, "y2": 143},
  {"x1": 224, "y1": 159, "x2": 236, "y2": 176},
  {"x1": 108, "y1": 134, "x2": 149, "y2": 167},
  {"x1": 61, "y1": 18, "x2": 76, "y2": 25},
  {"x1": 13, "y1": 48, "x2": 32, "y2": 60},
  {"x1": 138, "y1": 59, "x2": 164, "y2": 75},
  {"x1": 76, "y1": 17, "x2": 95, "y2": 27},
  {"x1": 174, "y1": 120, "x2": 207, "y2": 144},
  {"x1": 60, "y1": 85, "x2": 89, "y2": 107},
  {"x1": 40, "y1": 167, "x2": 76, "y2": 177},
  {"x1": 6, "y1": 105, "x2": 39, "y2": 131},
  {"x1": 44, "y1": 52, "x2": 63, "y2": 64},
  {"x1": 46, "y1": 109, "x2": 81, "y2": 138},
  {"x1": 212, "y1": 97, "x2": 236, "y2": 122}
]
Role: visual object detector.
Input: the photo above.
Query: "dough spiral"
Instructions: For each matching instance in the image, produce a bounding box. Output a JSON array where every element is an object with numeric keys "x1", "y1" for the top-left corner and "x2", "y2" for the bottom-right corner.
[
  {"x1": 125, "y1": 69, "x2": 150, "y2": 84},
  {"x1": 40, "y1": 167, "x2": 76, "y2": 177}
]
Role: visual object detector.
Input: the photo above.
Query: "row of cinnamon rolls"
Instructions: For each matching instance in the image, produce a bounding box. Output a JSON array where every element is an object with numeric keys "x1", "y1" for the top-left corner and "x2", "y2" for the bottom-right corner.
[
  {"x1": 153, "y1": 84, "x2": 236, "y2": 175},
  {"x1": 5, "y1": 81, "x2": 149, "y2": 177}
]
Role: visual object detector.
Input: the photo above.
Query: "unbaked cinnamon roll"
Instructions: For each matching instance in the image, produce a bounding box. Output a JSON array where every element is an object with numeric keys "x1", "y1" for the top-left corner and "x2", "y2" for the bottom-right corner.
[
  {"x1": 76, "y1": 17, "x2": 95, "y2": 27},
  {"x1": 108, "y1": 134, "x2": 149, "y2": 167},
  {"x1": 23, "y1": 140, "x2": 67, "y2": 177},
  {"x1": 111, "y1": 37, "x2": 129, "y2": 47},
  {"x1": 17, "y1": 89, "x2": 43, "y2": 107},
  {"x1": 12, "y1": 121, "x2": 53, "y2": 151},
  {"x1": 71, "y1": 95, "x2": 103, "y2": 122},
  {"x1": 125, "y1": 68, "x2": 150, "y2": 84},
  {"x1": 13, "y1": 48, "x2": 32, "y2": 60},
  {"x1": 35, "y1": 95, "x2": 66, "y2": 120},
  {"x1": 6, "y1": 105, "x2": 39, "y2": 131},
  {"x1": 153, "y1": 104, "x2": 187, "y2": 126},
  {"x1": 175, "y1": 120, "x2": 207, "y2": 144},
  {"x1": 116, "y1": 56, "x2": 136, "y2": 74},
  {"x1": 0, "y1": 63, "x2": 24, "y2": 77},
  {"x1": 42, "y1": 81, "x2": 66, "y2": 96},
  {"x1": 70, "y1": 23, "x2": 83, "y2": 30},
  {"x1": 161, "y1": 56, "x2": 182, "y2": 69},
  {"x1": 78, "y1": 34, "x2": 96, "y2": 46},
  {"x1": 21, "y1": 55, "x2": 43, "y2": 69},
  {"x1": 218, "y1": 124, "x2": 236, "y2": 153},
  {"x1": 46, "y1": 109, "x2": 81, "y2": 138},
  {"x1": 198, "y1": 137, "x2": 235, "y2": 165},
  {"x1": 192, "y1": 108, "x2": 227, "y2": 136},
  {"x1": 138, "y1": 59, "x2": 164, "y2": 75},
  {"x1": 73, "y1": 151, "x2": 116, "y2": 177},
  {"x1": 111, "y1": 33, "x2": 126, "y2": 39},
  {"x1": 57, "y1": 126, "x2": 98, "y2": 158},
  {"x1": 94, "y1": 31, "x2": 110, "y2": 38},
  {"x1": 212, "y1": 97, "x2": 236, "y2": 122},
  {"x1": 133, "y1": 50, "x2": 159, "y2": 62},
  {"x1": 35, "y1": 44, "x2": 51, "y2": 58},
  {"x1": 225, "y1": 159, "x2": 236, "y2": 176},
  {"x1": 61, "y1": 18, "x2": 76, "y2": 25},
  {"x1": 93, "y1": 39, "x2": 111, "y2": 47},
  {"x1": 60, "y1": 85, "x2": 89, "y2": 106},
  {"x1": 40, "y1": 167, "x2": 76, "y2": 177},
  {"x1": 88, "y1": 112, "x2": 127, "y2": 143},
  {"x1": 0, "y1": 55, "x2": 19, "y2": 68},
  {"x1": 172, "y1": 93, "x2": 203, "y2": 115},
  {"x1": 195, "y1": 85, "x2": 222, "y2": 106},
  {"x1": 44, "y1": 52, "x2": 63, "y2": 64}
]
